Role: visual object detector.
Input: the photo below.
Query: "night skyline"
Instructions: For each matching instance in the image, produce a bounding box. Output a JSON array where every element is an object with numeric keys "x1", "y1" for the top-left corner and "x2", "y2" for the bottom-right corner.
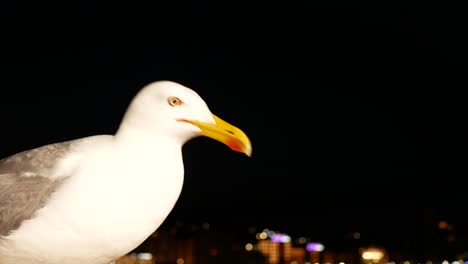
[{"x1": 1, "y1": 6, "x2": 467, "y2": 254}]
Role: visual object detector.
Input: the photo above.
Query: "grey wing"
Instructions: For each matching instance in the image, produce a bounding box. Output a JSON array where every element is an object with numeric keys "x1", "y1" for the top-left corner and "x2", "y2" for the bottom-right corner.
[
  {"x1": 0, "y1": 140, "x2": 76, "y2": 177},
  {"x1": 0, "y1": 135, "x2": 112, "y2": 237}
]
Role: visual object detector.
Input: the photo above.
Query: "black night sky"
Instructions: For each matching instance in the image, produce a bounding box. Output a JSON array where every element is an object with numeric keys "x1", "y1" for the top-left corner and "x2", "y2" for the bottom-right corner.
[{"x1": 1, "y1": 5, "x2": 468, "y2": 254}]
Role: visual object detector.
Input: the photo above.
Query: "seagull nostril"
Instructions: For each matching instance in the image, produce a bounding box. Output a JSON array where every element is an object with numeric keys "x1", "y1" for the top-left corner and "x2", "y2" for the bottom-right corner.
[{"x1": 225, "y1": 130, "x2": 234, "y2": 135}]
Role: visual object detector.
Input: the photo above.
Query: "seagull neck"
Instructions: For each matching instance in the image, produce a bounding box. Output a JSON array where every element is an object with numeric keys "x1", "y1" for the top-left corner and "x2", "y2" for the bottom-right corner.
[{"x1": 114, "y1": 125, "x2": 183, "y2": 148}]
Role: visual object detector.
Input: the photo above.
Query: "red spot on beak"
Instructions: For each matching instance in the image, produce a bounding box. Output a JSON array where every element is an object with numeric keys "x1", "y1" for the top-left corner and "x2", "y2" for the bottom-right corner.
[{"x1": 227, "y1": 138, "x2": 244, "y2": 152}]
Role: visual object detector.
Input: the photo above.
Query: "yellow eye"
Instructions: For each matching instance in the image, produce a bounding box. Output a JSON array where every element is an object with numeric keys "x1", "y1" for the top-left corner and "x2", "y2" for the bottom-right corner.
[{"x1": 167, "y1": 96, "x2": 183, "y2": 107}]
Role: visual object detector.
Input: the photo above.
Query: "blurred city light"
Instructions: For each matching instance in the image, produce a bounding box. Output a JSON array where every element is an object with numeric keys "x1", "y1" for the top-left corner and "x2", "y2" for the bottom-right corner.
[
  {"x1": 306, "y1": 242, "x2": 325, "y2": 252},
  {"x1": 271, "y1": 233, "x2": 291, "y2": 243},
  {"x1": 136, "y1": 253, "x2": 153, "y2": 260},
  {"x1": 361, "y1": 248, "x2": 384, "y2": 261},
  {"x1": 201, "y1": 222, "x2": 210, "y2": 230},
  {"x1": 209, "y1": 248, "x2": 218, "y2": 256},
  {"x1": 438, "y1": 220, "x2": 448, "y2": 229},
  {"x1": 298, "y1": 237, "x2": 307, "y2": 244},
  {"x1": 118, "y1": 222, "x2": 463, "y2": 264},
  {"x1": 353, "y1": 232, "x2": 361, "y2": 239},
  {"x1": 245, "y1": 243, "x2": 253, "y2": 251}
]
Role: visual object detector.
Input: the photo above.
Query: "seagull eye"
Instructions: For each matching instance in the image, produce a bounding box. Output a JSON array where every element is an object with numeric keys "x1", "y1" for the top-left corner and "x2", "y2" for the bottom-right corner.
[{"x1": 167, "y1": 96, "x2": 183, "y2": 107}]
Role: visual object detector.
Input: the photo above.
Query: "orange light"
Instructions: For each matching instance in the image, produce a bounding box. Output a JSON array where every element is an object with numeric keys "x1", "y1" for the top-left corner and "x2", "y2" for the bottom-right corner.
[
  {"x1": 438, "y1": 220, "x2": 448, "y2": 229},
  {"x1": 209, "y1": 248, "x2": 219, "y2": 256}
]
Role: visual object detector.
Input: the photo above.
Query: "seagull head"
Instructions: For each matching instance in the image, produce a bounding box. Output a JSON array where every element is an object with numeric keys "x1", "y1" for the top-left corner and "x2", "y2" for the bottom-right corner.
[{"x1": 119, "y1": 81, "x2": 252, "y2": 156}]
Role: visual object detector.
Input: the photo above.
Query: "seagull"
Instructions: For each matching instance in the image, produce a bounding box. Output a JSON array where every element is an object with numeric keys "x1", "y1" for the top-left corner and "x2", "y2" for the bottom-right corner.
[{"x1": 0, "y1": 81, "x2": 252, "y2": 264}]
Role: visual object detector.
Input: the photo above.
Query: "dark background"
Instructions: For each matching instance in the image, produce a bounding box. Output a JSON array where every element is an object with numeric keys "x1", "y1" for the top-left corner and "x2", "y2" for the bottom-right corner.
[{"x1": 1, "y1": 5, "x2": 467, "y2": 254}]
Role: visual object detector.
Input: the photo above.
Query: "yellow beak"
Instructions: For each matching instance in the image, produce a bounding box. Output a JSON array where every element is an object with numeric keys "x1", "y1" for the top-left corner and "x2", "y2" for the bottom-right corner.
[{"x1": 183, "y1": 114, "x2": 252, "y2": 157}]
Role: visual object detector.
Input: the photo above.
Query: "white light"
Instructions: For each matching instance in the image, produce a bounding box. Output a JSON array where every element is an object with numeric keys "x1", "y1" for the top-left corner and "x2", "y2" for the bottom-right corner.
[
  {"x1": 362, "y1": 251, "x2": 384, "y2": 260},
  {"x1": 442, "y1": 261, "x2": 449, "y2": 264},
  {"x1": 403, "y1": 261, "x2": 410, "y2": 264},
  {"x1": 259, "y1": 232, "x2": 268, "y2": 240},
  {"x1": 339, "y1": 262, "x2": 346, "y2": 264},
  {"x1": 353, "y1": 232, "x2": 361, "y2": 239},
  {"x1": 245, "y1": 243, "x2": 254, "y2": 251},
  {"x1": 137, "y1": 253, "x2": 153, "y2": 260},
  {"x1": 452, "y1": 262, "x2": 459, "y2": 264},
  {"x1": 280, "y1": 235, "x2": 291, "y2": 243}
]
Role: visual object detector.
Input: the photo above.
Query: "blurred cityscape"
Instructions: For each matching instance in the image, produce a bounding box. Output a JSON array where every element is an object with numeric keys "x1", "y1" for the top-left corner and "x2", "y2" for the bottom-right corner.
[{"x1": 116, "y1": 218, "x2": 468, "y2": 264}]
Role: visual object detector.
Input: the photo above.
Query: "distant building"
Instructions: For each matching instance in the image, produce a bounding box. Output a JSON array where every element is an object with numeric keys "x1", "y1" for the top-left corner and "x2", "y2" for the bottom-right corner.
[{"x1": 121, "y1": 227, "x2": 253, "y2": 264}]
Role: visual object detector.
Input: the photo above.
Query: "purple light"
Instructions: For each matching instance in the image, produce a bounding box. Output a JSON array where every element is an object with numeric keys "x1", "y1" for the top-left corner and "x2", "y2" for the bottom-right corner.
[
  {"x1": 271, "y1": 234, "x2": 291, "y2": 243},
  {"x1": 306, "y1": 242, "x2": 325, "y2": 252},
  {"x1": 271, "y1": 234, "x2": 284, "y2": 243}
]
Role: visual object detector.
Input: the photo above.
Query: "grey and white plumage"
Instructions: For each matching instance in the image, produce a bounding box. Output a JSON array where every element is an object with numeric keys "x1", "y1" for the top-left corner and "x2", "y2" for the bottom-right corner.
[{"x1": 0, "y1": 81, "x2": 251, "y2": 264}]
